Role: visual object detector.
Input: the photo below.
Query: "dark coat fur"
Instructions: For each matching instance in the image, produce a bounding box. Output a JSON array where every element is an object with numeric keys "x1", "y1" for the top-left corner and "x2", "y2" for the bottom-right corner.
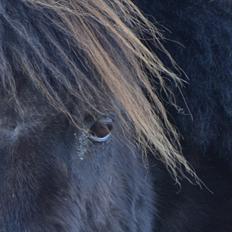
[{"x1": 134, "y1": 0, "x2": 232, "y2": 231}]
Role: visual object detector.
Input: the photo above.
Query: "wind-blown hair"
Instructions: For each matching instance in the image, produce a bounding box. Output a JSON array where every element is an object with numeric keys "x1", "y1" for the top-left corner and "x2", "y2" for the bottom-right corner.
[{"x1": 0, "y1": 0, "x2": 194, "y2": 179}]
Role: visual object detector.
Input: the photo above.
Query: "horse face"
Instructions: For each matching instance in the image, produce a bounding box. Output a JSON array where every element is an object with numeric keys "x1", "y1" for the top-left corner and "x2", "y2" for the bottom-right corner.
[
  {"x1": 0, "y1": 0, "x2": 171, "y2": 230},
  {"x1": 0, "y1": 88, "x2": 154, "y2": 231}
]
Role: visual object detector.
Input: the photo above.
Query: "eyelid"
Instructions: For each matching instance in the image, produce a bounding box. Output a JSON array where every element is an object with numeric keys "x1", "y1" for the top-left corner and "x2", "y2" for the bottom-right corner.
[
  {"x1": 98, "y1": 116, "x2": 113, "y2": 124},
  {"x1": 89, "y1": 133, "x2": 112, "y2": 143}
]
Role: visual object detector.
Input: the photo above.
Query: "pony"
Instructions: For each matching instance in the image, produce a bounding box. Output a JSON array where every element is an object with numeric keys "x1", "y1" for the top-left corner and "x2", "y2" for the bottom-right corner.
[
  {"x1": 0, "y1": 0, "x2": 188, "y2": 231},
  {"x1": 0, "y1": 0, "x2": 232, "y2": 231}
]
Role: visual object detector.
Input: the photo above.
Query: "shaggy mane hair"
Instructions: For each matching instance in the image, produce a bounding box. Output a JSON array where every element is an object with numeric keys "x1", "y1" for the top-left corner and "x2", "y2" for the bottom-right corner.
[{"x1": 0, "y1": 0, "x2": 195, "y2": 178}]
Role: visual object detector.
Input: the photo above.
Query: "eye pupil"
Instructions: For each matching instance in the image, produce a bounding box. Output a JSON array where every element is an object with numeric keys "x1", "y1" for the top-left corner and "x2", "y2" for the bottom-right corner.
[{"x1": 90, "y1": 122, "x2": 111, "y2": 138}]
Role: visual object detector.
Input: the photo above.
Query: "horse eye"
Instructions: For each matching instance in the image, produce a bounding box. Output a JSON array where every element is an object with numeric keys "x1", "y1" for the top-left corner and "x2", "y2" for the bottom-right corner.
[{"x1": 88, "y1": 117, "x2": 113, "y2": 143}]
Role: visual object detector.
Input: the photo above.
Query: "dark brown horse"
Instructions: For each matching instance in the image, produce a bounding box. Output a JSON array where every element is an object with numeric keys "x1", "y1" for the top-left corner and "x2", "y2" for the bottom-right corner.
[
  {"x1": 0, "y1": 0, "x2": 232, "y2": 231},
  {"x1": 0, "y1": 0, "x2": 188, "y2": 230}
]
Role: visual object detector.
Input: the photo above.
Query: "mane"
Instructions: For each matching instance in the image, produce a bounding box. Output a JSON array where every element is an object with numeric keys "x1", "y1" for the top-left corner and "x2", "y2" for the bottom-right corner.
[{"x1": 0, "y1": 0, "x2": 195, "y2": 180}]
